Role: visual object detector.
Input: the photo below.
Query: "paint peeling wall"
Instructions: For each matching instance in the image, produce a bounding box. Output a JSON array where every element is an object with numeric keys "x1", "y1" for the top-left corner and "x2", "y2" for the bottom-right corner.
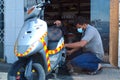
[{"x1": 4, "y1": 0, "x2": 24, "y2": 63}]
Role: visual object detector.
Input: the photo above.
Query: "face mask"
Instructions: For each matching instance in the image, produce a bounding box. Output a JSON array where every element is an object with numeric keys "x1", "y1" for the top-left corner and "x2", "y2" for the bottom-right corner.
[{"x1": 77, "y1": 28, "x2": 83, "y2": 33}]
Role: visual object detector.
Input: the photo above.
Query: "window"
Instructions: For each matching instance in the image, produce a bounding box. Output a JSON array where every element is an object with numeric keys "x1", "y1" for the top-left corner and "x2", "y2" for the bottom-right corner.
[{"x1": 91, "y1": 0, "x2": 110, "y2": 55}]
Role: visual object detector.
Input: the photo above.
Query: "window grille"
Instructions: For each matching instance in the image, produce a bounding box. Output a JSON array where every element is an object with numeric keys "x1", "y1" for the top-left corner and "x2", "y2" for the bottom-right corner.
[{"x1": 0, "y1": 0, "x2": 4, "y2": 58}]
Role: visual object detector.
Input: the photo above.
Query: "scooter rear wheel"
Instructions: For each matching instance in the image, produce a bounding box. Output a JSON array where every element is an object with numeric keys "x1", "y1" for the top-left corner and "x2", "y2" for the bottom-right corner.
[{"x1": 7, "y1": 60, "x2": 45, "y2": 80}]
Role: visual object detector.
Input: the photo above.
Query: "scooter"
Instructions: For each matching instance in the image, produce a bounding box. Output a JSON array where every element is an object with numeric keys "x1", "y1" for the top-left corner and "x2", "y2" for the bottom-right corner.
[{"x1": 7, "y1": 0, "x2": 66, "y2": 80}]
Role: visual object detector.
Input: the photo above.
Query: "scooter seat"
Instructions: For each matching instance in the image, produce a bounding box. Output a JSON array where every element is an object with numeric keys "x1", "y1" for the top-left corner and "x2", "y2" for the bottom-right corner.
[
  {"x1": 48, "y1": 41, "x2": 58, "y2": 50},
  {"x1": 48, "y1": 26, "x2": 63, "y2": 50}
]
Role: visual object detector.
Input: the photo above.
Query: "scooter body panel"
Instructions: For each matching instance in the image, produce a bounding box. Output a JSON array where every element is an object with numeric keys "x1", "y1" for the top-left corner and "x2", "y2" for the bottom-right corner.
[{"x1": 15, "y1": 17, "x2": 48, "y2": 56}]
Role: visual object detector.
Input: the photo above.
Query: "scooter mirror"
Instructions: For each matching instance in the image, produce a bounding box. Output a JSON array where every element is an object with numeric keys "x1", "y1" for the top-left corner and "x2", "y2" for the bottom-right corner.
[
  {"x1": 35, "y1": 0, "x2": 43, "y2": 5},
  {"x1": 35, "y1": 0, "x2": 38, "y2": 4},
  {"x1": 46, "y1": 0, "x2": 51, "y2": 4},
  {"x1": 35, "y1": 0, "x2": 51, "y2": 5},
  {"x1": 24, "y1": 7, "x2": 28, "y2": 12}
]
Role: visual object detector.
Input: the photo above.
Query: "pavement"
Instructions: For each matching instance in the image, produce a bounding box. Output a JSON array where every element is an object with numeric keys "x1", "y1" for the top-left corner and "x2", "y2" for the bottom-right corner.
[{"x1": 0, "y1": 62, "x2": 120, "y2": 80}]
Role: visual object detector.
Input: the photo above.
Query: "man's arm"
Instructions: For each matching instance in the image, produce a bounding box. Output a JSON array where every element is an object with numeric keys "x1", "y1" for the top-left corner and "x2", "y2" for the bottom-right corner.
[{"x1": 65, "y1": 40, "x2": 87, "y2": 49}]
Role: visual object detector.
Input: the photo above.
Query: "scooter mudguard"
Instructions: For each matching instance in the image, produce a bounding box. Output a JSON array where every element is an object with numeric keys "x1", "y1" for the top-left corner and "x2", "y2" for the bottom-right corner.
[{"x1": 24, "y1": 59, "x2": 33, "y2": 80}]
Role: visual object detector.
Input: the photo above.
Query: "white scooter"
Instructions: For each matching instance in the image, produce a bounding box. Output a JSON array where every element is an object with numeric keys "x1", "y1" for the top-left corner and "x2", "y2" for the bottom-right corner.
[{"x1": 7, "y1": 0, "x2": 66, "y2": 80}]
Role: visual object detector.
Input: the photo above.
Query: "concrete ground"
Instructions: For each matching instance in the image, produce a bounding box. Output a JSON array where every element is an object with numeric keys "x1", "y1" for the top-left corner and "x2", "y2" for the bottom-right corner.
[
  {"x1": 0, "y1": 63, "x2": 120, "y2": 80},
  {"x1": 57, "y1": 68, "x2": 120, "y2": 80}
]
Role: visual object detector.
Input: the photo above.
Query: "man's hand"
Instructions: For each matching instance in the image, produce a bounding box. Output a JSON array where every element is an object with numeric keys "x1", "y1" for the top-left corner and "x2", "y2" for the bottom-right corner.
[
  {"x1": 66, "y1": 50, "x2": 73, "y2": 56},
  {"x1": 65, "y1": 43, "x2": 70, "y2": 48},
  {"x1": 54, "y1": 20, "x2": 62, "y2": 27}
]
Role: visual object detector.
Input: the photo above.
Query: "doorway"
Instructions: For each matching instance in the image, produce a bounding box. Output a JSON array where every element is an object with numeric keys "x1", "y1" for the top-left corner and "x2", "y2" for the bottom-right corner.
[{"x1": 45, "y1": 0, "x2": 110, "y2": 63}]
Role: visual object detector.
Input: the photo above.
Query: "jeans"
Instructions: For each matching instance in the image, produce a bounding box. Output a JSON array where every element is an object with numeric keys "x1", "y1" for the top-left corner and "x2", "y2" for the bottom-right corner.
[{"x1": 71, "y1": 52, "x2": 102, "y2": 72}]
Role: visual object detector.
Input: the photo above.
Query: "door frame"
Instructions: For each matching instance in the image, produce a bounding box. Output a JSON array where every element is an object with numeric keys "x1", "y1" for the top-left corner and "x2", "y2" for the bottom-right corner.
[{"x1": 109, "y1": 0, "x2": 119, "y2": 67}]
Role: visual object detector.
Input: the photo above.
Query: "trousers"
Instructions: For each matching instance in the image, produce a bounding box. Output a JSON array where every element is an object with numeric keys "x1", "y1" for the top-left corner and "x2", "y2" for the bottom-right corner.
[{"x1": 71, "y1": 52, "x2": 102, "y2": 71}]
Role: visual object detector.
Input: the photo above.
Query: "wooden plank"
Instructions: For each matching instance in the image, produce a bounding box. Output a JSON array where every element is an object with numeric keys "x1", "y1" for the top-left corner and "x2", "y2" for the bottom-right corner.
[{"x1": 109, "y1": 0, "x2": 119, "y2": 67}]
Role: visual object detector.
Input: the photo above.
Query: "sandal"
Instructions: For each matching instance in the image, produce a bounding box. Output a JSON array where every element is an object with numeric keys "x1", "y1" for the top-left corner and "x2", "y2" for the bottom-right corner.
[{"x1": 87, "y1": 67, "x2": 103, "y2": 75}]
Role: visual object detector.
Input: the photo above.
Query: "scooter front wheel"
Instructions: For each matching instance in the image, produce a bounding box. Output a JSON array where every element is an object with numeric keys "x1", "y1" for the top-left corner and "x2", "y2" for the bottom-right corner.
[{"x1": 7, "y1": 60, "x2": 45, "y2": 80}]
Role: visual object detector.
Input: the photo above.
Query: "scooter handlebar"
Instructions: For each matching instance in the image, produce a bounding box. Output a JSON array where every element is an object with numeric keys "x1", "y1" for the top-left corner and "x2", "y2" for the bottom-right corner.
[{"x1": 36, "y1": 0, "x2": 50, "y2": 8}]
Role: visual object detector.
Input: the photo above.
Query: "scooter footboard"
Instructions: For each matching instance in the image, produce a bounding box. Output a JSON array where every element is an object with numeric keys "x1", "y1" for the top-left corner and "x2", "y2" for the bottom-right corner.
[{"x1": 49, "y1": 49, "x2": 66, "y2": 69}]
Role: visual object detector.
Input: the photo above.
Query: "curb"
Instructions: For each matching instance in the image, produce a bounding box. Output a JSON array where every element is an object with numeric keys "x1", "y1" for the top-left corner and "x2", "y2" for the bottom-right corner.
[{"x1": 0, "y1": 62, "x2": 12, "y2": 72}]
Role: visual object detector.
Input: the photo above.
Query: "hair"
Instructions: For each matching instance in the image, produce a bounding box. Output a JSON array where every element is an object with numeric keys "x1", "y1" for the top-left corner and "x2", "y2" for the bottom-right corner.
[{"x1": 74, "y1": 16, "x2": 89, "y2": 25}]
